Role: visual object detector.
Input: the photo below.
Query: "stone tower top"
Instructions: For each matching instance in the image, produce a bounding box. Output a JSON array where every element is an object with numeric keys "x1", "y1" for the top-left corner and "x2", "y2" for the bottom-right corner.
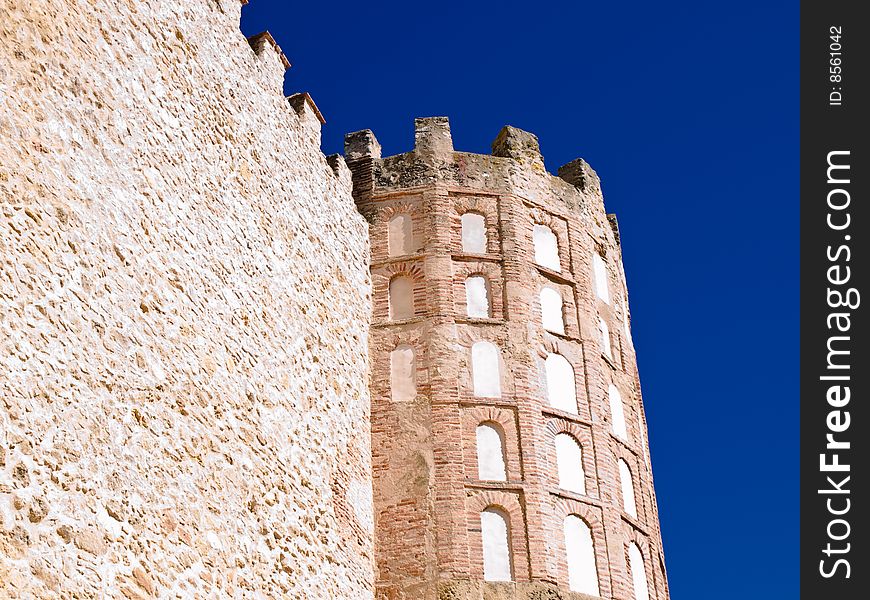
[
  {"x1": 344, "y1": 116, "x2": 608, "y2": 225},
  {"x1": 491, "y1": 125, "x2": 545, "y2": 171}
]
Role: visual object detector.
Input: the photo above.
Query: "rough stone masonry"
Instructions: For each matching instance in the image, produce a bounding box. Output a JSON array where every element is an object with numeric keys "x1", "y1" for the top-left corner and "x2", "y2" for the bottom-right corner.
[{"x1": 1, "y1": 0, "x2": 373, "y2": 597}]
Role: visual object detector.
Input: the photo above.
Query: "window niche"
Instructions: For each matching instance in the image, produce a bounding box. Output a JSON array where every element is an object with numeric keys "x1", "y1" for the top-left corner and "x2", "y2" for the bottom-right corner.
[
  {"x1": 461, "y1": 213, "x2": 488, "y2": 254},
  {"x1": 608, "y1": 384, "x2": 627, "y2": 439},
  {"x1": 628, "y1": 542, "x2": 651, "y2": 600},
  {"x1": 555, "y1": 433, "x2": 585, "y2": 495},
  {"x1": 476, "y1": 422, "x2": 508, "y2": 481},
  {"x1": 533, "y1": 224, "x2": 561, "y2": 271},
  {"x1": 592, "y1": 253, "x2": 610, "y2": 304},
  {"x1": 545, "y1": 353, "x2": 577, "y2": 414},
  {"x1": 599, "y1": 318, "x2": 612, "y2": 359},
  {"x1": 388, "y1": 214, "x2": 414, "y2": 256},
  {"x1": 472, "y1": 341, "x2": 502, "y2": 398},
  {"x1": 466, "y1": 275, "x2": 491, "y2": 318},
  {"x1": 390, "y1": 346, "x2": 416, "y2": 402},
  {"x1": 619, "y1": 458, "x2": 638, "y2": 518},
  {"x1": 481, "y1": 508, "x2": 513, "y2": 582},
  {"x1": 540, "y1": 287, "x2": 565, "y2": 334},
  {"x1": 564, "y1": 515, "x2": 599, "y2": 596},
  {"x1": 388, "y1": 275, "x2": 415, "y2": 320}
]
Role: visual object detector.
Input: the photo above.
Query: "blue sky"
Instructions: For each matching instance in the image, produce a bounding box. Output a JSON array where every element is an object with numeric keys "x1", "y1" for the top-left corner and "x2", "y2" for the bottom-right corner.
[{"x1": 241, "y1": 1, "x2": 799, "y2": 597}]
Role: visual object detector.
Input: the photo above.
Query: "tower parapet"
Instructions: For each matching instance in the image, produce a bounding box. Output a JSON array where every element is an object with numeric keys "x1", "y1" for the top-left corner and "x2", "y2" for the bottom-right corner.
[{"x1": 347, "y1": 117, "x2": 669, "y2": 600}]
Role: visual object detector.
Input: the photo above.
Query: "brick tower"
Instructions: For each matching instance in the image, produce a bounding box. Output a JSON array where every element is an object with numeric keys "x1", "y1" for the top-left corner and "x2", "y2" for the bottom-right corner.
[{"x1": 344, "y1": 118, "x2": 669, "y2": 600}]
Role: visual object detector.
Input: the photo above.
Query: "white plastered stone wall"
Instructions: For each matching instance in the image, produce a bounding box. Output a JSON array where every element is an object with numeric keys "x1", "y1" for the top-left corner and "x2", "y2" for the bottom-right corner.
[{"x1": 0, "y1": 1, "x2": 374, "y2": 597}]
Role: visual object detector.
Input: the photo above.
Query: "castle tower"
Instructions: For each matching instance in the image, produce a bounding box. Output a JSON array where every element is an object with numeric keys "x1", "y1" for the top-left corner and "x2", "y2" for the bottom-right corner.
[{"x1": 345, "y1": 118, "x2": 669, "y2": 600}]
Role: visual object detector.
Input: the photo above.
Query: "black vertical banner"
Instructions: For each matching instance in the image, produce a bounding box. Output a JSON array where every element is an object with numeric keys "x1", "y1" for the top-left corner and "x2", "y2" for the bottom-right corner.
[{"x1": 801, "y1": 1, "x2": 869, "y2": 597}]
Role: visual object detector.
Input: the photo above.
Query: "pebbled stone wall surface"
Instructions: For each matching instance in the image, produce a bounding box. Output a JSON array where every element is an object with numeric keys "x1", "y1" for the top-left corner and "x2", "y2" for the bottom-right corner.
[{"x1": 0, "y1": 0, "x2": 374, "y2": 598}]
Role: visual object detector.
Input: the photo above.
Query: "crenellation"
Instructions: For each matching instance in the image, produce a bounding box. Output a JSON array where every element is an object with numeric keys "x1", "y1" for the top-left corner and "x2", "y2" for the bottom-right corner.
[
  {"x1": 287, "y1": 92, "x2": 325, "y2": 146},
  {"x1": 346, "y1": 129, "x2": 383, "y2": 161},
  {"x1": 492, "y1": 125, "x2": 546, "y2": 172},
  {"x1": 558, "y1": 158, "x2": 603, "y2": 201},
  {"x1": 326, "y1": 153, "x2": 354, "y2": 188},
  {"x1": 288, "y1": 91, "x2": 326, "y2": 125},
  {"x1": 414, "y1": 116, "x2": 455, "y2": 161},
  {"x1": 246, "y1": 30, "x2": 291, "y2": 70},
  {"x1": 246, "y1": 30, "x2": 290, "y2": 94}
]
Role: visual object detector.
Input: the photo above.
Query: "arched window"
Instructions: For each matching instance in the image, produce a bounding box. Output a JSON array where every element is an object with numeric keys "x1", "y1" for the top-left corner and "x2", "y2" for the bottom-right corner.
[
  {"x1": 540, "y1": 288, "x2": 564, "y2": 334},
  {"x1": 628, "y1": 542, "x2": 650, "y2": 600},
  {"x1": 388, "y1": 214, "x2": 414, "y2": 256},
  {"x1": 555, "y1": 434, "x2": 585, "y2": 494},
  {"x1": 466, "y1": 275, "x2": 490, "y2": 318},
  {"x1": 390, "y1": 346, "x2": 416, "y2": 402},
  {"x1": 472, "y1": 341, "x2": 501, "y2": 397},
  {"x1": 619, "y1": 459, "x2": 638, "y2": 518},
  {"x1": 623, "y1": 299, "x2": 633, "y2": 343},
  {"x1": 563, "y1": 515, "x2": 599, "y2": 596},
  {"x1": 481, "y1": 508, "x2": 512, "y2": 582},
  {"x1": 599, "y1": 318, "x2": 612, "y2": 359},
  {"x1": 592, "y1": 254, "x2": 610, "y2": 304},
  {"x1": 608, "y1": 384, "x2": 627, "y2": 439},
  {"x1": 461, "y1": 213, "x2": 487, "y2": 254},
  {"x1": 389, "y1": 275, "x2": 414, "y2": 320},
  {"x1": 533, "y1": 224, "x2": 560, "y2": 271},
  {"x1": 476, "y1": 422, "x2": 507, "y2": 481},
  {"x1": 545, "y1": 353, "x2": 577, "y2": 414}
]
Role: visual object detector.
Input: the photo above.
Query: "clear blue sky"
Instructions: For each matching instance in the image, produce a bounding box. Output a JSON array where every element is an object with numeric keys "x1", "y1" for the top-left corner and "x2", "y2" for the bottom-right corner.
[{"x1": 241, "y1": 2, "x2": 798, "y2": 597}]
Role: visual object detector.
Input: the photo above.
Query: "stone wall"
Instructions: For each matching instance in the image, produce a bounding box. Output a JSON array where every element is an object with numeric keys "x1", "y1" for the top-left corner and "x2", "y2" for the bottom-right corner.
[
  {"x1": 346, "y1": 119, "x2": 669, "y2": 600},
  {"x1": 0, "y1": 1, "x2": 373, "y2": 597}
]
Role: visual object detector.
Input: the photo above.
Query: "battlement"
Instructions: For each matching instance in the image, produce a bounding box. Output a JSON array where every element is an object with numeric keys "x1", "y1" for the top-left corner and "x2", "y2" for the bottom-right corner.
[
  {"x1": 246, "y1": 31, "x2": 290, "y2": 70},
  {"x1": 346, "y1": 117, "x2": 599, "y2": 186},
  {"x1": 344, "y1": 117, "x2": 606, "y2": 219}
]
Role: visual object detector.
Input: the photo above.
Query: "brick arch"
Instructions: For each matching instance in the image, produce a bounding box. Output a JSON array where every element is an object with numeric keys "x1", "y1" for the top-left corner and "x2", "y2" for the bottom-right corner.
[
  {"x1": 527, "y1": 208, "x2": 571, "y2": 274},
  {"x1": 535, "y1": 281, "x2": 578, "y2": 337},
  {"x1": 371, "y1": 261, "x2": 427, "y2": 322},
  {"x1": 468, "y1": 406, "x2": 515, "y2": 435},
  {"x1": 612, "y1": 442, "x2": 649, "y2": 525},
  {"x1": 623, "y1": 526, "x2": 652, "y2": 561},
  {"x1": 538, "y1": 337, "x2": 583, "y2": 359},
  {"x1": 454, "y1": 261, "x2": 501, "y2": 279},
  {"x1": 544, "y1": 420, "x2": 599, "y2": 499},
  {"x1": 454, "y1": 196, "x2": 497, "y2": 219},
  {"x1": 535, "y1": 343, "x2": 591, "y2": 422},
  {"x1": 451, "y1": 195, "x2": 499, "y2": 255},
  {"x1": 375, "y1": 260, "x2": 425, "y2": 281},
  {"x1": 622, "y1": 528, "x2": 658, "y2": 600},
  {"x1": 370, "y1": 334, "x2": 429, "y2": 406},
  {"x1": 457, "y1": 326, "x2": 511, "y2": 349},
  {"x1": 379, "y1": 206, "x2": 422, "y2": 258},
  {"x1": 602, "y1": 376, "x2": 641, "y2": 451},
  {"x1": 453, "y1": 262, "x2": 504, "y2": 321},
  {"x1": 466, "y1": 490, "x2": 530, "y2": 582},
  {"x1": 463, "y1": 406, "x2": 522, "y2": 481},
  {"x1": 364, "y1": 197, "x2": 425, "y2": 262},
  {"x1": 529, "y1": 207, "x2": 562, "y2": 231},
  {"x1": 551, "y1": 498, "x2": 612, "y2": 599},
  {"x1": 379, "y1": 201, "x2": 422, "y2": 221}
]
